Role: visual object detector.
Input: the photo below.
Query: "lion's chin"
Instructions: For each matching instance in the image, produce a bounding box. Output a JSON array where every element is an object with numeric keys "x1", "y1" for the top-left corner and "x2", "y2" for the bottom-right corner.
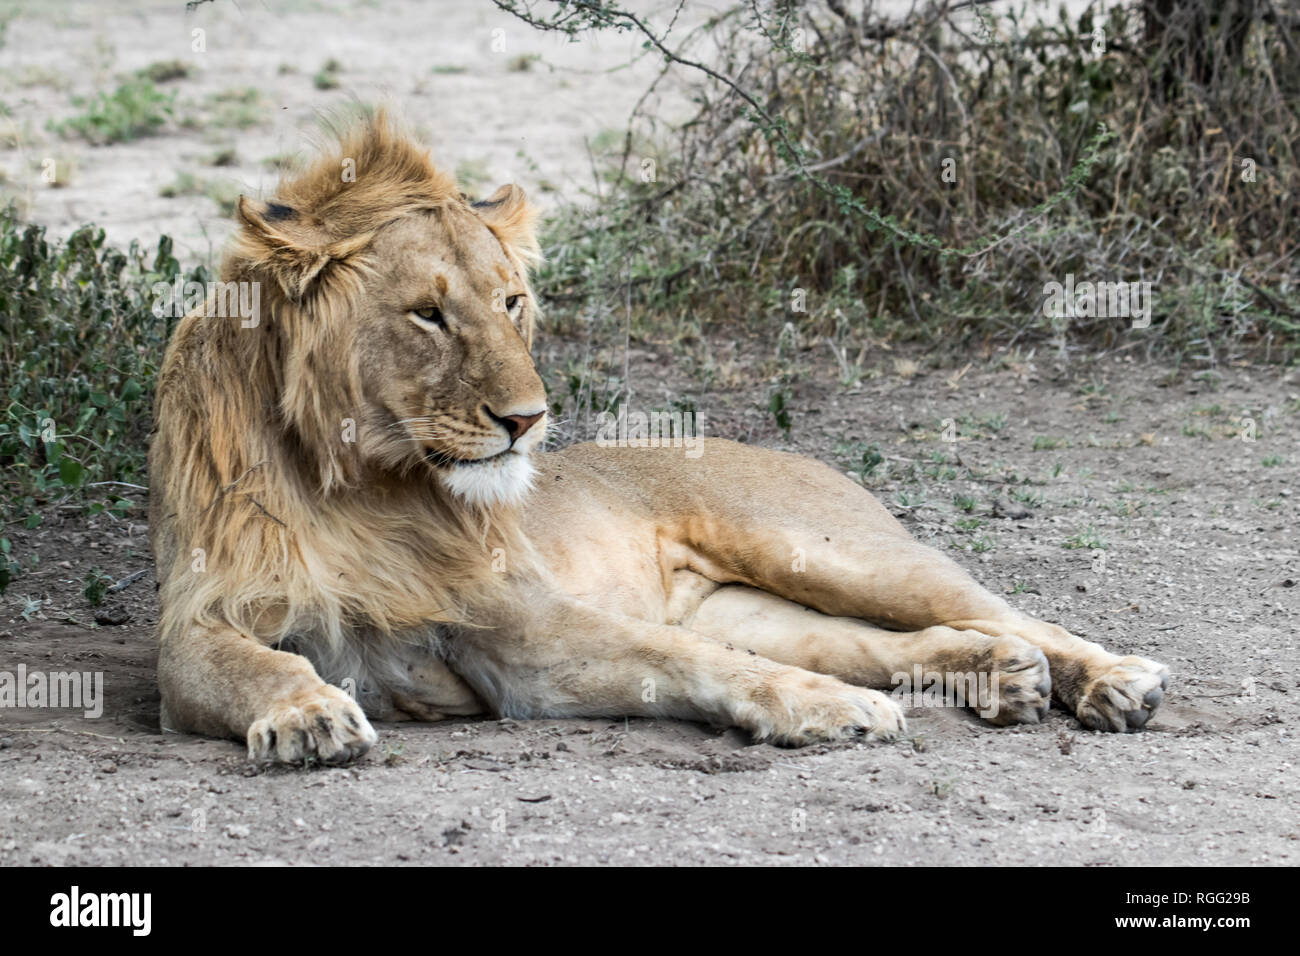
[{"x1": 438, "y1": 452, "x2": 537, "y2": 510}]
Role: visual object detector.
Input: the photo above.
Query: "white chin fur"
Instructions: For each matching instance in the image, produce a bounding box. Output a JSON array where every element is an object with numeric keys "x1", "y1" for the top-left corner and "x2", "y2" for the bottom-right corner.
[{"x1": 440, "y1": 452, "x2": 536, "y2": 509}]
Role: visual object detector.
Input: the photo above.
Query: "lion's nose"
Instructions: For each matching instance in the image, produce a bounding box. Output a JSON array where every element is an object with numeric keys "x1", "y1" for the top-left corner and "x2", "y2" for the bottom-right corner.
[{"x1": 486, "y1": 407, "x2": 545, "y2": 444}]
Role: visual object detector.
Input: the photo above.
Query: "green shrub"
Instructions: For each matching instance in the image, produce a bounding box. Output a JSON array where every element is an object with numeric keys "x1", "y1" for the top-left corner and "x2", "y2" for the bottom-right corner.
[{"x1": 0, "y1": 206, "x2": 207, "y2": 592}]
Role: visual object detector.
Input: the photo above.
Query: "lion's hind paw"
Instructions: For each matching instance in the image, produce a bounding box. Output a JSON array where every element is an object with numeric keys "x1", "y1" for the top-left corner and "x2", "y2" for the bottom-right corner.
[{"x1": 1075, "y1": 656, "x2": 1170, "y2": 733}]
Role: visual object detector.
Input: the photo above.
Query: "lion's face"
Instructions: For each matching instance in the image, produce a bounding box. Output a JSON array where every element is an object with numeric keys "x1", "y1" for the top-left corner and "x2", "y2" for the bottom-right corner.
[
  {"x1": 353, "y1": 205, "x2": 548, "y2": 508},
  {"x1": 229, "y1": 119, "x2": 548, "y2": 507}
]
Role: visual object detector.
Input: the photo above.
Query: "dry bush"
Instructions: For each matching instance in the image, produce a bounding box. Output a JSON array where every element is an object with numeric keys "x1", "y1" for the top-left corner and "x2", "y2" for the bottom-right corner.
[{"x1": 507, "y1": 0, "x2": 1300, "y2": 366}]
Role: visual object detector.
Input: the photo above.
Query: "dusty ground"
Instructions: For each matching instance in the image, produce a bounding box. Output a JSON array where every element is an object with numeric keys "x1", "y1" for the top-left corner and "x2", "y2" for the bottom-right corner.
[
  {"x1": 1, "y1": 0, "x2": 1297, "y2": 866},
  {"x1": 0, "y1": 0, "x2": 703, "y2": 258}
]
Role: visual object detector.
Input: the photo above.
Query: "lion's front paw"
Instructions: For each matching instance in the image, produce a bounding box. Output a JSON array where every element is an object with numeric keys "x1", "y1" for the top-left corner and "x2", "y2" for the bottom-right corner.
[
  {"x1": 1075, "y1": 656, "x2": 1170, "y2": 732},
  {"x1": 978, "y1": 638, "x2": 1052, "y2": 726},
  {"x1": 758, "y1": 674, "x2": 906, "y2": 746},
  {"x1": 246, "y1": 684, "x2": 377, "y2": 764}
]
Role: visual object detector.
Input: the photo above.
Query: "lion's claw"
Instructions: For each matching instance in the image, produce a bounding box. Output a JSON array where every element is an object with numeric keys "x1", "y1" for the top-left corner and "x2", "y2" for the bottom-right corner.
[{"x1": 247, "y1": 684, "x2": 377, "y2": 764}]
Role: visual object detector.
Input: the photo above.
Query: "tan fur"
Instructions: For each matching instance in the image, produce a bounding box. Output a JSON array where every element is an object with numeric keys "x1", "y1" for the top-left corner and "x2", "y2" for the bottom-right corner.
[{"x1": 150, "y1": 114, "x2": 1169, "y2": 763}]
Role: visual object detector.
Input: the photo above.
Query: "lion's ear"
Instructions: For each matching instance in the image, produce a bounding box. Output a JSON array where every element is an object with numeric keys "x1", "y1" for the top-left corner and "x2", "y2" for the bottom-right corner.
[
  {"x1": 236, "y1": 196, "x2": 367, "y2": 301},
  {"x1": 472, "y1": 184, "x2": 541, "y2": 269}
]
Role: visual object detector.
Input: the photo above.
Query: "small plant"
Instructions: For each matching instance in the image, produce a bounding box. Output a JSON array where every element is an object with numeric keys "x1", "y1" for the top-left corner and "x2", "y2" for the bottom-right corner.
[
  {"x1": 848, "y1": 442, "x2": 884, "y2": 480},
  {"x1": 159, "y1": 172, "x2": 240, "y2": 216},
  {"x1": 857, "y1": 443, "x2": 884, "y2": 479},
  {"x1": 313, "y1": 58, "x2": 342, "y2": 90},
  {"x1": 53, "y1": 78, "x2": 174, "y2": 145},
  {"x1": 208, "y1": 87, "x2": 265, "y2": 129},
  {"x1": 957, "y1": 412, "x2": 1007, "y2": 437},
  {"x1": 1011, "y1": 489, "x2": 1043, "y2": 508},
  {"x1": 158, "y1": 171, "x2": 202, "y2": 198},
  {"x1": 83, "y1": 568, "x2": 114, "y2": 607},
  {"x1": 953, "y1": 494, "x2": 978, "y2": 513},
  {"x1": 137, "y1": 59, "x2": 191, "y2": 83},
  {"x1": 1032, "y1": 435, "x2": 1068, "y2": 451},
  {"x1": 923, "y1": 454, "x2": 959, "y2": 480},
  {"x1": 768, "y1": 388, "x2": 792, "y2": 434},
  {"x1": 1064, "y1": 526, "x2": 1107, "y2": 550},
  {"x1": 834, "y1": 440, "x2": 885, "y2": 481},
  {"x1": 19, "y1": 595, "x2": 45, "y2": 622},
  {"x1": 0, "y1": 537, "x2": 13, "y2": 594},
  {"x1": 1261, "y1": 455, "x2": 1284, "y2": 467},
  {"x1": 895, "y1": 489, "x2": 924, "y2": 509},
  {"x1": 208, "y1": 147, "x2": 238, "y2": 167}
]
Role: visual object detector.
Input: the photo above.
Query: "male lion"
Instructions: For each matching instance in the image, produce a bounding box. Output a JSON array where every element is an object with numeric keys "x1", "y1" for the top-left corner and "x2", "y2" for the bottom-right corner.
[{"x1": 150, "y1": 114, "x2": 1169, "y2": 763}]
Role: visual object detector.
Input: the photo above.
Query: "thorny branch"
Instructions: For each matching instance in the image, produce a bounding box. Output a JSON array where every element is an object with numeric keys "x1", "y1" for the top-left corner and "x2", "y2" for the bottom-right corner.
[{"x1": 489, "y1": 0, "x2": 1114, "y2": 259}]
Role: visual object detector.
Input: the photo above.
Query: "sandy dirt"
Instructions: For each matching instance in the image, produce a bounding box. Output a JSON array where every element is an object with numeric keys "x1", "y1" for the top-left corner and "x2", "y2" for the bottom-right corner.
[
  {"x1": 1, "y1": 0, "x2": 706, "y2": 259},
  {"x1": 1, "y1": 0, "x2": 1298, "y2": 866}
]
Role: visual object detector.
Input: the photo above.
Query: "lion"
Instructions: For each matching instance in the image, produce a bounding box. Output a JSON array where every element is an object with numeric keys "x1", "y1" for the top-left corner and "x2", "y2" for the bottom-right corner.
[{"x1": 149, "y1": 112, "x2": 1169, "y2": 764}]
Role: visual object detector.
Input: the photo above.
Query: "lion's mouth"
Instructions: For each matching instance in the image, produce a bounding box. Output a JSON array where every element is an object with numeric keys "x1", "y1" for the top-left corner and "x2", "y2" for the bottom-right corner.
[{"x1": 425, "y1": 446, "x2": 515, "y2": 469}]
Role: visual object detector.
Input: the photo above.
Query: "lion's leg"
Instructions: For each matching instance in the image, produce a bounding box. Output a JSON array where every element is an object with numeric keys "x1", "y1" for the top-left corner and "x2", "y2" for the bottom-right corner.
[
  {"x1": 446, "y1": 588, "x2": 906, "y2": 746},
  {"x1": 682, "y1": 584, "x2": 1050, "y2": 726},
  {"x1": 631, "y1": 443, "x2": 1168, "y2": 732},
  {"x1": 158, "y1": 625, "x2": 376, "y2": 763},
  {"x1": 685, "y1": 522, "x2": 1168, "y2": 732}
]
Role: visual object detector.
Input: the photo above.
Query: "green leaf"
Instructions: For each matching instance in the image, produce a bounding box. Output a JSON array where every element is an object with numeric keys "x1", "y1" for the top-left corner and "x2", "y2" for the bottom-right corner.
[
  {"x1": 58, "y1": 457, "x2": 84, "y2": 486},
  {"x1": 83, "y1": 568, "x2": 111, "y2": 607}
]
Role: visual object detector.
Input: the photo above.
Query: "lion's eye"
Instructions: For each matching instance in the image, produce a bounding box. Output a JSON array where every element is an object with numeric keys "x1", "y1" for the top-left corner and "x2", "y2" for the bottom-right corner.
[
  {"x1": 505, "y1": 295, "x2": 522, "y2": 313},
  {"x1": 412, "y1": 306, "x2": 445, "y2": 328}
]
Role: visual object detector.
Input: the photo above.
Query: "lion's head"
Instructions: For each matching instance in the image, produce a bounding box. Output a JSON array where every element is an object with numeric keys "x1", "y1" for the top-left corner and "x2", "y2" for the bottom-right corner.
[{"x1": 228, "y1": 111, "x2": 548, "y2": 509}]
